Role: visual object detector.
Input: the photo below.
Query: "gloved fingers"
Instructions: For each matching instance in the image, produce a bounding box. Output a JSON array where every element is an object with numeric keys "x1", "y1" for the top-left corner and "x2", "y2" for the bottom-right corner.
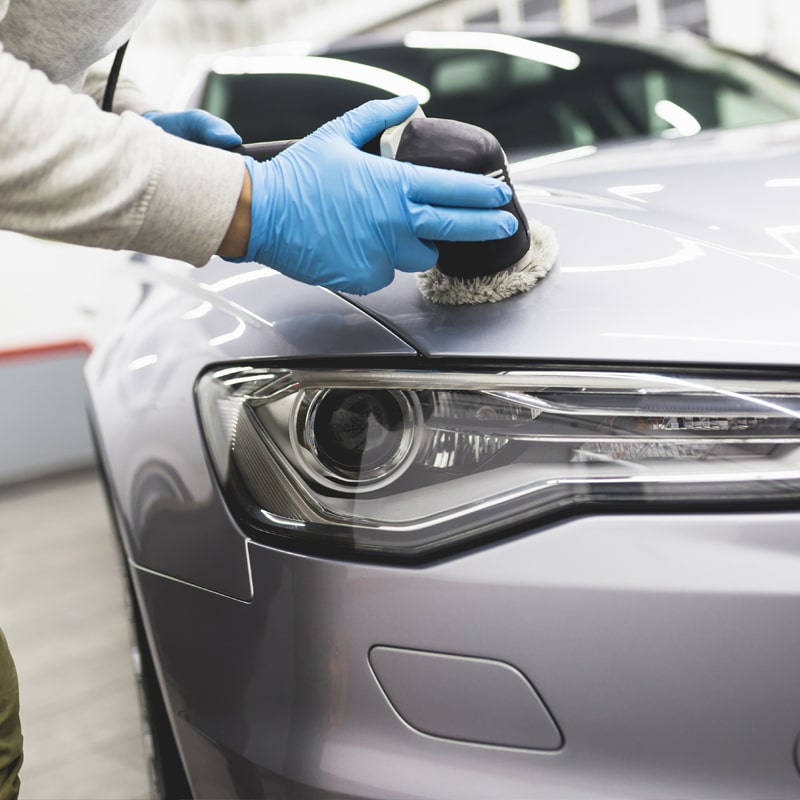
[
  {"x1": 180, "y1": 110, "x2": 242, "y2": 147},
  {"x1": 145, "y1": 110, "x2": 242, "y2": 147},
  {"x1": 198, "y1": 116, "x2": 243, "y2": 147},
  {"x1": 404, "y1": 161, "x2": 513, "y2": 209},
  {"x1": 330, "y1": 95, "x2": 420, "y2": 148},
  {"x1": 394, "y1": 238, "x2": 439, "y2": 273},
  {"x1": 340, "y1": 273, "x2": 394, "y2": 295},
  {"x1": 318, "y1": 264, "x2": 397, "y2": 295},
  {"x1": 411, "y1": 205, "x2": 519, "y2": 242}
]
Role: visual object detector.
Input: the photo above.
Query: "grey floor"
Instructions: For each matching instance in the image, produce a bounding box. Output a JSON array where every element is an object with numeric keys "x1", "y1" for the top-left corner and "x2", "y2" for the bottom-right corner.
[{"x1": 0, "y1": 470, "x2": 150, "y2": 799}]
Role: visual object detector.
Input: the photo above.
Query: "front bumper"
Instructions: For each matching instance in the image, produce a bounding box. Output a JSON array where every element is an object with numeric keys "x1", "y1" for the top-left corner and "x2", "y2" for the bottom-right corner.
[{"x1": 134, "y1": 510, "x2": 800, "y2": 799}]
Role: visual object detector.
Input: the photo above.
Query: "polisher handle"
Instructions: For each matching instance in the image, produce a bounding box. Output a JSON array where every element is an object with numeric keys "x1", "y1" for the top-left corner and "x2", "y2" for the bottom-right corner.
[
  {"x1": 232, "y1": 133, "x2": 383, "y2": 161},
  {"x1": 232, "y1": 140, "x2": 296, "y2": 161},
  {"x1": 385, "y1": 117, "x2": 531, "y2": 280}
]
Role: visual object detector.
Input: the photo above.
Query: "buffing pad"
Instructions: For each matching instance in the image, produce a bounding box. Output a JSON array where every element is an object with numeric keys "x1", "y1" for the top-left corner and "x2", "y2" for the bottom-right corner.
[{"x1": 416, "y1": 219, "x2": 558, "y2": 305}]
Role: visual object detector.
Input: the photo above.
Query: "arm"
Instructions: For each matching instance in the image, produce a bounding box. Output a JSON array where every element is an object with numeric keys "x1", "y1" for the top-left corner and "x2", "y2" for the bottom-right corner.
[
  {"x1": 0, "y1": 45, "x2": 515, "y2": 293},
  {"x1": 0, "y1": 46, "x2": 244, "y2": 265},
  {"x1": 83, "y1": 59, "x2": 246, "y2": 250},
  {"x1": 218, "y1": 168, "x2": 251, "y2": 259}
]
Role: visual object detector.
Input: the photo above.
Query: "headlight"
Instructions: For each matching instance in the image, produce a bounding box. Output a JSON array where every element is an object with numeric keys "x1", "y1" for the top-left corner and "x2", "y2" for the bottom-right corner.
[{"x1": 197, "y1": 365, "x2": 800, "y2": 560}]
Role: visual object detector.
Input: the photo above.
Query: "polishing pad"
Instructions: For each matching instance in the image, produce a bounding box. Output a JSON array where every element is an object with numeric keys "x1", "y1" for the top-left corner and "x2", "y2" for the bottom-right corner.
[{"x1": 416, "y1": 218, "x2": 558, "y2": 306}]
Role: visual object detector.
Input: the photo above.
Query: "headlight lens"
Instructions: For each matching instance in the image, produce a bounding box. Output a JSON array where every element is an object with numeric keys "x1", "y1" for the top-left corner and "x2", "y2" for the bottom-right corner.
[
  {"x1": 294, "y1": 388, "x2": 421, "y2": 489},
  {"x1": 197, "y1": 366, "x2": 800, "y2": 559}
]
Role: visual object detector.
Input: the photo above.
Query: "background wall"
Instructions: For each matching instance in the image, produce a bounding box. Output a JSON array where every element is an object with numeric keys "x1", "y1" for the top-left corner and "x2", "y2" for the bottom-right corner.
[{"x1": 123, "y1": 0, "x2": 800, "y2": 109}]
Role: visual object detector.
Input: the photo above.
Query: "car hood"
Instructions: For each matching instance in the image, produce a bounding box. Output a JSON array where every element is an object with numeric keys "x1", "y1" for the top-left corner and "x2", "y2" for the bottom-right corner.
[{"x1": 342, "y1": 121, "x2": 800, "y2": 367}]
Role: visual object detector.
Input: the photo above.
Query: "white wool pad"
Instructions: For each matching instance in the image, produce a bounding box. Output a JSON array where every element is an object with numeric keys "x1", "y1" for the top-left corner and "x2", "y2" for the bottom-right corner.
[{"x1": 416, "y1": 219, "x2": 558, "y2": 306}]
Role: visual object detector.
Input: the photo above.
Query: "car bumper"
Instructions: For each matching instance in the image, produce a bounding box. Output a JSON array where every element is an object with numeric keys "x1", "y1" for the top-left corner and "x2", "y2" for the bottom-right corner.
[{"x1": 134, "y1": 510, "x2": 800, "y2": 799}]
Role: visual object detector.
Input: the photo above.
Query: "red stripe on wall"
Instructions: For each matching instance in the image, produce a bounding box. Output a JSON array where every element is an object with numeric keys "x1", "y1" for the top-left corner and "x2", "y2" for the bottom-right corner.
[{"x1": 0, "y1": 340, "x2": 92, "y2": 363}]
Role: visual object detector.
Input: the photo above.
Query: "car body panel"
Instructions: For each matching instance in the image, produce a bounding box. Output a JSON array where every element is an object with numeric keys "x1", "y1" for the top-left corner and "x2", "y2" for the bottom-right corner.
[
  {"x1": 87, "y1": 265, "x2": 414, "y2": 598},
  {"x1": 347, "y1": 121, "x2": 800, "y2": 365},
  {"x1": 133, "y1": 510, "x2": 800, "y2": 798}
]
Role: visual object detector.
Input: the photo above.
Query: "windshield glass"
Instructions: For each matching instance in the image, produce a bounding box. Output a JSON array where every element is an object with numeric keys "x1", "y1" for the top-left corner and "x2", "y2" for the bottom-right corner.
[{"x1": 200, "y1": 32, "x2": 800, "y2": 156}]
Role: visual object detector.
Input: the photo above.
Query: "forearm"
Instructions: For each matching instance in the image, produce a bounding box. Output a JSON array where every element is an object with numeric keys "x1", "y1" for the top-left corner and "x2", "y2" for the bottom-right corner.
[
  {"x1": 218, "y1": 168, "x2": 252, "y2": 259},
  {"x1": 0, "y1": 46, "x2": 244, "y2": 265}
]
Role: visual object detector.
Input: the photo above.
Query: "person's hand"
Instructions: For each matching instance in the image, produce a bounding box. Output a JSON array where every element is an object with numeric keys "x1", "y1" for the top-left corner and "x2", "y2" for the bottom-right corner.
[
  {"x1": 231, "y1": 95, "x2": 518, "y2": 295},
  {"x1": 144, "y1": 109, "x2": 242, "y2": 148}
]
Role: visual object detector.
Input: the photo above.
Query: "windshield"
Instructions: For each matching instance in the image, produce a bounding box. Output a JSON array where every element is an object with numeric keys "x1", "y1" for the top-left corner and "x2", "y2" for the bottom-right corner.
[{"x1": 200, "y1": 32, "x2": 800, "y2": 156}]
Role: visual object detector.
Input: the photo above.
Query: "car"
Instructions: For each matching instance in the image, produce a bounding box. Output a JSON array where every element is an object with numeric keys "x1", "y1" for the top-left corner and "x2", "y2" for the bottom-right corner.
[
  {"x1": 174, "y1": 25, "x2": 800, "y2": 157},
  {"x1": 87, "y1": 29, "x2": 800, "y2": 800}
]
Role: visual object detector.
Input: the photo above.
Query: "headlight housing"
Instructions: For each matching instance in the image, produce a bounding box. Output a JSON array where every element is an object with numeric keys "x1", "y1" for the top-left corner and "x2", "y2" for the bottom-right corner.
[{"x1": 197, "y1": 365, "x2": 800, "y2": 560}]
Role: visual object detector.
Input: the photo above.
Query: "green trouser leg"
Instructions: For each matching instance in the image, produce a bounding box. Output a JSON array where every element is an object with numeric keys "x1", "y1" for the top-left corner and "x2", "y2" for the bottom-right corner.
[{"x1": 0, "y1": 628, "x2": 21, "y2": 800}]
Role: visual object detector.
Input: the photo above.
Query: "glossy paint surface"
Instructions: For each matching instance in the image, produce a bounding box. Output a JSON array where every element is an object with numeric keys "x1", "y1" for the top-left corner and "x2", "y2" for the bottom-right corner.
[
  {"x1": 134, "y1": 512, "x2": 800, "y2": 798},
  {"x1": 86, "y1": 265, "x2": 414, "y2": 598},
  {"x1": 348, "y1": 120, "x2": 800, "y2": 365}
]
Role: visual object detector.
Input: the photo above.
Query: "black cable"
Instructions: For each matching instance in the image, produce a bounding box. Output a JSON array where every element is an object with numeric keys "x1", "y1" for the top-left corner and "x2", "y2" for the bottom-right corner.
[{"x1": 102, "y1": 40, "x2": 129, "y2": 112}]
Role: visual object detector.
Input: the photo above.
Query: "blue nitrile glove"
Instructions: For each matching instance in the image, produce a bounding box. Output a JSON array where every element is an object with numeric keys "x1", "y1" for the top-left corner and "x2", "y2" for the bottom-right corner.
[
  {"x1": 144, "y1": 109, "x2": 242, "y2": 148},
  {"x1": 233, "y1": 95, "x2": 518, "y2": 295}
]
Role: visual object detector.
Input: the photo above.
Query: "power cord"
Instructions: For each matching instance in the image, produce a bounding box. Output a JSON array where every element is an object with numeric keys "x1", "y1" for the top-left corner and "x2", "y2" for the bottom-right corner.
[{"x1": 102, "y1": 41, "x2": 129, "y2": 112}]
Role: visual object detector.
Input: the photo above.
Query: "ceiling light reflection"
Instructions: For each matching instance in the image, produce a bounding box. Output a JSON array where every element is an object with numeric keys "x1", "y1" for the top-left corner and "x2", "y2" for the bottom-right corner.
[
  {"x1": 200, "y1": 267, "x2": 276, "y2": 293},
  {"x1": 209, "y1": 319, "x2": 247, "y2": 348},
  {"x1": 655, "y1": 100, "x2": 701, "y2": 137},
  {"x1": 404, "y1": 30, "x2": 581, "y2": 71},
  {"x1": 607, "y1": 184, "x2": 664, "y2": 201},
  {"x1": 564, "y1": 239, "x2": 704, "y2": 273},
  {"x1": 182, "y1": 301, "x2": 213, "y2": 320},
  {"x1": 765, "y1": 178, "x2": 800, "y2": 188},
  {"x1": 512, "y1": 145, "x2": 597, "y2": 173},
  {"x1": 128, "y1": 354, "x2": 158, "y2": 371},
  {"x1": 212, "y1": 56, "x2": 431, "y2": 103},
  {"x1": 603, "y1": 332, "x2": 800, "y2": 351}
]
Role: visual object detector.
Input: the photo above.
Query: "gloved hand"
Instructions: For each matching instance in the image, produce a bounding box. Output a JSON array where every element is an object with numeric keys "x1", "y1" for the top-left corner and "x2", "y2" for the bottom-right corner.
[
  {"x1": 233, "y1": 95, "x2": 518, "y2": 295},
  {"x1": 144, "y1": 109, "x2": 242, "y2": 148}
]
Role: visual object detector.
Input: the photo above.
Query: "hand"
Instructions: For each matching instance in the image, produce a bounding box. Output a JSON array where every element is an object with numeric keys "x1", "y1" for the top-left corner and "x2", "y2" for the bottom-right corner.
[
  {"x1": 144, "y1": 109, "x2": 242, "y2": 148},
  {"x1": 233, "y1": 95, "x2": 518, "y2": 295}
]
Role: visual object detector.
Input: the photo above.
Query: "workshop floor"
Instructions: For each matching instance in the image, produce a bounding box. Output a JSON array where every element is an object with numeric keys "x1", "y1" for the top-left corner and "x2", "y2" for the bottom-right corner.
[{"x1": 0, "y1": 470, "x2": 149, "y2": 799}]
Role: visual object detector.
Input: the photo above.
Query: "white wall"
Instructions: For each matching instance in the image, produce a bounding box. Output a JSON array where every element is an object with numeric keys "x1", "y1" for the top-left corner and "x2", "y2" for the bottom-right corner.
[
  {"x1": 0, "y1": 350, "x2": 95, "y2": 485},
  {"x1": 0, "y1": 234, "x2": 141, "y2": 484},
  {"x1": 0, "y1": 233, "x2": 139, "y2": 352},
  {"x1": 123, "y1": 0, "x2": 441, "y2": 108},
  {"x1": 707, "y1": 0, "x2": 800, "y2": 70}
]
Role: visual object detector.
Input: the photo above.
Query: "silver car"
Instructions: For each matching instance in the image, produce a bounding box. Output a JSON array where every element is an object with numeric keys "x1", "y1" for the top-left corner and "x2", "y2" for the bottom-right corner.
[{"x1": 88, "y1": 32, "x2": 800, "y2": 800}]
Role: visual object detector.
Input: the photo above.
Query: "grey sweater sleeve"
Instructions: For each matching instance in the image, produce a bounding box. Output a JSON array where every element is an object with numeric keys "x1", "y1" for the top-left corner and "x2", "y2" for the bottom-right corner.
[
  {"x1": 0, "y1": 45, "x2": 245, "y2": 266},
  {"x1": 81, "y1": 63, "x2": 156, "y2": 116}
]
